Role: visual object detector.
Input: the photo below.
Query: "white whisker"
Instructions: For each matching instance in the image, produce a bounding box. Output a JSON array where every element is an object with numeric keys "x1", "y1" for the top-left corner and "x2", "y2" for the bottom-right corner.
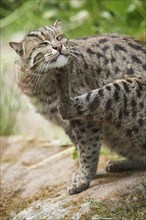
[
  {"x1": 30, "y1": 57, "x2": 44, "y2": 69},
  {"x1": 44, "y1": 53, "x2": 53, "y2": 58},
  {"x1": 70, "y1": 52, "x2": 83, "y2": 61},
  {"x1": 70, "y1": 50, "x2": 80, "y2": 55}
]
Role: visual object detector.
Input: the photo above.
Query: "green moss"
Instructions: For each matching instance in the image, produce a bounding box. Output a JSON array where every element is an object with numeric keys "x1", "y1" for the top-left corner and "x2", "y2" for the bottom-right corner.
[{"x1": 87, "y1": 193, "x2": 146, "y2": 220}]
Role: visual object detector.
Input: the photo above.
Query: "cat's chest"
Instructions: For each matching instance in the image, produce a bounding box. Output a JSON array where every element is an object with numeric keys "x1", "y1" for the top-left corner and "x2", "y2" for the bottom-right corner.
[
  {"x1": 28, "y1": 76, "x2": 58, "y2": 117},
  {"x1": 29, "y1": 93, "x2": 64, "y2": 125},
  {"x1": 32, "y1": 87, "x2": 56, "y2": 105}
]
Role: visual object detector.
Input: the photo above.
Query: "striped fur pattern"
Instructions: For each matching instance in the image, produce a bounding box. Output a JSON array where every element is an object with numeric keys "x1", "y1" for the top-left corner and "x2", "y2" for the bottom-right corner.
[{"x1": 10, "y1": 21, "x2": 146, "y2": 195}]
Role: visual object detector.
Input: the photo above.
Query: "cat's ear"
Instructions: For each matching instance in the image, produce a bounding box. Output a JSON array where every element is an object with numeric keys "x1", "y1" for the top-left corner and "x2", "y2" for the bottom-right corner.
[
  {"x1": 9, "y1": 42, "x2": 23, "y2": 56},
  {"x1": 54, "y1": 20, "x2": 61, "y2": 29}
]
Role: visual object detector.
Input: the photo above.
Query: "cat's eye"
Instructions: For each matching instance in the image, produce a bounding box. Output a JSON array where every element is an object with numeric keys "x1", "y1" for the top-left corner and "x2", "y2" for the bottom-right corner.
[
  {"x1": 39, "y1": 41, "x2": 49, "y2": 46},
  {"x1": 56, "y1": 34, "x2": 64, "y2": 41}
]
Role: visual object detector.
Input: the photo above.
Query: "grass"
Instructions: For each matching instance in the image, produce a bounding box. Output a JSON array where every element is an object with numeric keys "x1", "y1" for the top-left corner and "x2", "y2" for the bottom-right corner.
[
  {"x1": 0, "y1": 55, "x2": 21, "y2": 135},
  {"x1": 86, "y1": 195, "x2": 146, "y2": 220}
]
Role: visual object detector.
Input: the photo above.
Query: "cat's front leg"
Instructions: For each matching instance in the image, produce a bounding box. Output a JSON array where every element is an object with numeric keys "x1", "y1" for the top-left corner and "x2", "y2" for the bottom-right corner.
[
  {"x1": 55, "y1": 69, "x2": 79, "y2": 120},
  {"x1": 68, "y1": 121, "x2": 102, "y2": 195}
]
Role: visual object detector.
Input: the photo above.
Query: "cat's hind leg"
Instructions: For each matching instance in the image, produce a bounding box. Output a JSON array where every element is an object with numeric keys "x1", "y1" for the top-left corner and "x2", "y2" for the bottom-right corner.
[
  {"x1": 104, "y1": 129, "x2": 146, "y2": 172},
  {"x1": 106, "y1": 158, "x2": 146, "y2": 172}
]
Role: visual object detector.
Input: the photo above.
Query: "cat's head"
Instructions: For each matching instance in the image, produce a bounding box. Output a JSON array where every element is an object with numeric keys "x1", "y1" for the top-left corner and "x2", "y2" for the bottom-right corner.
[{"x1": 9, "y1": 21, "x2": 70, "y2": 73}]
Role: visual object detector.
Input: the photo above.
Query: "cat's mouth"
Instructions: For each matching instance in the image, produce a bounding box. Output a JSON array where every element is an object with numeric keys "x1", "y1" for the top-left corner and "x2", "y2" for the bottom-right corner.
[
  {"x1": 48, "y1": 52, "x2": 69, "y2": 69},
  {"x1": 55, "y1": 54, "x2": 69, "y2": 67},
  {"x1": 50, "y1": 52, "x2": 68, "y2": 62}
]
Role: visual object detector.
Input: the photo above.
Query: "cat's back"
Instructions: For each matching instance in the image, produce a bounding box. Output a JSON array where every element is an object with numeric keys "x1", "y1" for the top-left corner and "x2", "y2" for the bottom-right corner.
[
  {"x1": 73, "y1": 33, "x2": 146, "y2": 60},
  {"x1": 70, "y1": 33, "x2": 146, "y2": 81}
]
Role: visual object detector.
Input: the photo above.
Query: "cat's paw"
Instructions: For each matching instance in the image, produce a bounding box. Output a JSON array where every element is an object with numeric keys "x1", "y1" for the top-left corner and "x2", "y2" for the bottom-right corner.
[
  {"x1": 106, "y1": 160, "x2": 118, "y2": 172},
  {"x1": 67, "y1": 173, "x2": 90, "y2": 195},
  {"x1": 106, "y1": 160, "x2": 128, "y2": 172},
  {"x1": 67, "y1": 180, "x2": 90, "y2": 195}
]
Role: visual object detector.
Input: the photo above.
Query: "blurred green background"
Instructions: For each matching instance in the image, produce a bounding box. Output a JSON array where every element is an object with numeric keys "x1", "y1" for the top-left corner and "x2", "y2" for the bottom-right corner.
[{"x1": 0, "y1": 0, "x2": 145, "y2": 138}]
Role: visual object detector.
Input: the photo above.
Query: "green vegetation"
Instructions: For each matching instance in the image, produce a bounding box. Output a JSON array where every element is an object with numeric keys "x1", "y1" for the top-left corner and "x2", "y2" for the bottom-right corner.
[
  {"x1": 0, "y1": 59, "x2": 21, "y2": 135},
  {"x1": 73, "y1": 148, "x2": 78, "y2": 159},
  {"x1": 1, "y1": 0, "x2": 145, "y2": 40},
  {"x1": 0, "y1": 0, "x2": 145, "y2": 135},
  {"x1": 87, "y1": 196, "x2": 146, "y2": 220}
]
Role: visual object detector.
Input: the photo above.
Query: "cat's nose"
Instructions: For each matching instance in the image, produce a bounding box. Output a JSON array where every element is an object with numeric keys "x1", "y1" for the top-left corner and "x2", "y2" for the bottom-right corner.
[{"x1": 52, "y1": 43, "x2": 62, "y2": 53}]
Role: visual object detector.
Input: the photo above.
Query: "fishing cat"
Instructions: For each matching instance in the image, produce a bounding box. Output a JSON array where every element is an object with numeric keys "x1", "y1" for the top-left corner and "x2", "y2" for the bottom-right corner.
[{"x1": 10, "y1": 21, "x2": 146, "y2": 195}]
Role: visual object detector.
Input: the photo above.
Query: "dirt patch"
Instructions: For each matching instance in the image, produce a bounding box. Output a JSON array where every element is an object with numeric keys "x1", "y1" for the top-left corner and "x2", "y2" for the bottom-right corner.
[{"x1": 1, "y1": 136, "x2": 146, "y2": 219}]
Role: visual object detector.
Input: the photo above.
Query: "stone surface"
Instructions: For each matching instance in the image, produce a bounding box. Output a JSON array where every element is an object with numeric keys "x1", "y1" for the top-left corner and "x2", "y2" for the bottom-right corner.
[{"x1": 1, "y1": 136, "x2": 146, "y2": 220}]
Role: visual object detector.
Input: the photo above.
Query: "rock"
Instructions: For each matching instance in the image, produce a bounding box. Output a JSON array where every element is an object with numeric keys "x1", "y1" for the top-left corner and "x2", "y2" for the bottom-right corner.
[
  {"x1": 1, "y1": 136, "x2": 146, "y2": 220},
  {"x1": 12, "y1": 200, "x2": 71, "y2": 220}
]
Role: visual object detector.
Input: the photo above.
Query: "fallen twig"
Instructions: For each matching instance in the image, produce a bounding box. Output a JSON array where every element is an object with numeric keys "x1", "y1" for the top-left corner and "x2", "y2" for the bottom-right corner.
[{"x1": 28, "y1": 146, "x2": 75, "y2": 170}]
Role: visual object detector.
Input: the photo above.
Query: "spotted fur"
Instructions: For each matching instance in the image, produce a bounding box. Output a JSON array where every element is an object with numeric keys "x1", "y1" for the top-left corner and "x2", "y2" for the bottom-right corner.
[{"x1": 10, "y1": 21, "x2": 146, "y2": 195}]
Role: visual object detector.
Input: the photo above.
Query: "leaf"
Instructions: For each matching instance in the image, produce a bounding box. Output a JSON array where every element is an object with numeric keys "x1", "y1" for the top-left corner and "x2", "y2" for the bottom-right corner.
[{"x1": 72, "y1": 149, "x2": 78, "y2": 160}]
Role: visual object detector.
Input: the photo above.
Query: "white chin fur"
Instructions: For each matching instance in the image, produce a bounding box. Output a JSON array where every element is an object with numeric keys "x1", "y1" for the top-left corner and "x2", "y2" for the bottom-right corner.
[{"x1": 49, "y1": 55, "x2": 68, "y2": 69}]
